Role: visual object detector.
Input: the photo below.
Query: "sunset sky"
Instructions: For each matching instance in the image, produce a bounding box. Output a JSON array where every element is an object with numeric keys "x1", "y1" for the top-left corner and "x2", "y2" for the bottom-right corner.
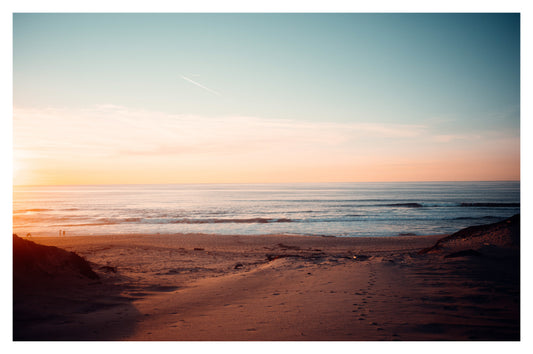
[{"x1": 13, "y1": 13, "x2": 520, "y2": 185}]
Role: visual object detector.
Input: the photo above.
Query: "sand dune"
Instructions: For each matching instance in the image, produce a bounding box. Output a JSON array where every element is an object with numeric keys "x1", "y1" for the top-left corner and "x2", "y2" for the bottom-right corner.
[{"x1": 13, "y1": 215, "x2": 520, "y2": 340}]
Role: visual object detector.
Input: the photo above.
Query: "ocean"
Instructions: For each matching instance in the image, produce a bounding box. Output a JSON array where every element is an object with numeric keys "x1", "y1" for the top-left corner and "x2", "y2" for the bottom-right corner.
[{"x1": 13, "y1": 181, "x2": 520, "y2": 238}]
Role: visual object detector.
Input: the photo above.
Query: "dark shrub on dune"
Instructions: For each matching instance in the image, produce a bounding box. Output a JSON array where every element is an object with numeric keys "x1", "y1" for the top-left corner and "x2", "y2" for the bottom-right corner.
[
  {"x1": 13, "y1": 234, "x2": 98, "y2": 286},
  {"x1": 419, "y1": 214, "x2": 520, "y2": 255}
]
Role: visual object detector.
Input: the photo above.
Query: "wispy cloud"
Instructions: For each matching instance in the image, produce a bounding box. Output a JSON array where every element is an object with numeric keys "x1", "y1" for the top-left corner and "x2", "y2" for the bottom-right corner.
[
  {"x1": 181, "y1": 75, "x2": 221, "y2": 96},
  {"x1": 13, "y1": 105, "x2": 427, "y2": 161},
  {"x1": 432, "y1": 134, "x2": 481, "y2": 143},
  {"x1": 13, "y1": 104, "x2": 520, "y2": 184}
]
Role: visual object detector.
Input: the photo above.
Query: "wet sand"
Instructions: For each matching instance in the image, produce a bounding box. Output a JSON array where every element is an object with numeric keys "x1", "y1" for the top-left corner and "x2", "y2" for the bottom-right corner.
[{"x1": 13, "y1": 216, "x2": 520, "y2": 341}]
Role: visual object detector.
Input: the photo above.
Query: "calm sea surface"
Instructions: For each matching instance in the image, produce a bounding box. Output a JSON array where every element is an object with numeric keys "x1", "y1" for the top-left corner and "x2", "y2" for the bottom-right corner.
[{"x1": 13, "y1": 182, "x2": 520, "y2": 237}]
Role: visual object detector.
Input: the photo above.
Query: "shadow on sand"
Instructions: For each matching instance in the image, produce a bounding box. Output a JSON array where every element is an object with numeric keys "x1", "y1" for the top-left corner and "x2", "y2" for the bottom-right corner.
[{"x1": 13, "y1": 235, "x2": 140, "y2": 340}]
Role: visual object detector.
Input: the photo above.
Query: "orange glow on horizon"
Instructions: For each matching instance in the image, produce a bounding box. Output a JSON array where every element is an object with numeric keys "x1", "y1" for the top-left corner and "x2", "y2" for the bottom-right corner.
[
  {"x1": 12, "y1": 153, "x2": 520, "y2": 186},
  {"x1": 13, "y1": 106, "x2": 520, "y2": 186}
]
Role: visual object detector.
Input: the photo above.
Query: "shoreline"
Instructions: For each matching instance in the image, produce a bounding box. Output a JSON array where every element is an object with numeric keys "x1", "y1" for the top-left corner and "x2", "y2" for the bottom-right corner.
[
  {"x1": 13, "y1": 218, "x2": 519, "y2": 341},
  {"x1": 13, "y1": 229, "x2": 453, "y2": 238},
  {"x1": 13, "y1": 230, "x2": 451, "y2": 241},
  {"x1": 23, "y1": 231, "x2": 450, "y2": 240}
]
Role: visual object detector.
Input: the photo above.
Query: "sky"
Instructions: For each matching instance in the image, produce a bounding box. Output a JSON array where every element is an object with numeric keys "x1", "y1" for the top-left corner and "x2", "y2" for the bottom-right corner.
[{"x1": 12, "y1": 13, "x2": 520, "y2": 185}]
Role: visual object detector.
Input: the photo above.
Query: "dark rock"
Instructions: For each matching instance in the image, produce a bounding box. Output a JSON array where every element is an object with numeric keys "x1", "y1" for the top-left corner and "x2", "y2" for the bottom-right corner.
[
  {"x1": 352, "y1": 255, "x2": 370, "y2": 261},
  {"x1": 99, "y1": 265, "x2": 117, "y2": 273}
]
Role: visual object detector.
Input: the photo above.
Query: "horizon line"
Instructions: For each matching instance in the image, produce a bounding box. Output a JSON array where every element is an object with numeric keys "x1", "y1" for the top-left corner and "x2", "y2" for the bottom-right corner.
[{"x1": 12, "y1": 179, "x2": 521, "y2": 188}]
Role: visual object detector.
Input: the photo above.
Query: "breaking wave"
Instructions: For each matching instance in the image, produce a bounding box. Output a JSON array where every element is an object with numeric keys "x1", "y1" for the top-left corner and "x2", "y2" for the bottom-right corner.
[{"x1": 460, "y1": 203, "x2": 520, "y2": 207}]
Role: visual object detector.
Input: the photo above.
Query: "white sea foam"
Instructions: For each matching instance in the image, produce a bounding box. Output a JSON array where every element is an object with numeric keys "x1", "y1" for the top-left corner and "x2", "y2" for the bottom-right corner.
[{"x1": 12, "y1": 182, "x2": 520, "y2": 237}]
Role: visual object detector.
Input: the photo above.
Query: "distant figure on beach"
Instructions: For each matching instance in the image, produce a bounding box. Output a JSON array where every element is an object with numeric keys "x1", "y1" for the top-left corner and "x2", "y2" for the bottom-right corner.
[
  {"x1": 63, "y1": 231, "x2": 66, "y2": 236},
  {"x1": 26, "y1": 233, "x2": 31, "y2": 238},
  {"x1": 59, "y1": 230, "x2": 62, "y2": 237}
]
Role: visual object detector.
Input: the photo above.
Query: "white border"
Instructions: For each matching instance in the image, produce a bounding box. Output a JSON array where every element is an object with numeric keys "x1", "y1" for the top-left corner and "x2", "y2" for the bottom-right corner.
[{"x1": 3, "y1": 2, "x2": 531, "y2": 353}]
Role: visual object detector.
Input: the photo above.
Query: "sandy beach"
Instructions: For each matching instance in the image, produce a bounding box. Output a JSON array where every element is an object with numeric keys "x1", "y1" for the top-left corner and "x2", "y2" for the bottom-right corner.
[{"x1": 13, "y1": 215, "x2": 520, "y2": 341}]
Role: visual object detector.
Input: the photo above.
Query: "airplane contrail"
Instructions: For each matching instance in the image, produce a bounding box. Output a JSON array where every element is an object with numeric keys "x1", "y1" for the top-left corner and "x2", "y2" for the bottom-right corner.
[{"x1": 181, "y1": 75, "x2": 221, "y2": 96}]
